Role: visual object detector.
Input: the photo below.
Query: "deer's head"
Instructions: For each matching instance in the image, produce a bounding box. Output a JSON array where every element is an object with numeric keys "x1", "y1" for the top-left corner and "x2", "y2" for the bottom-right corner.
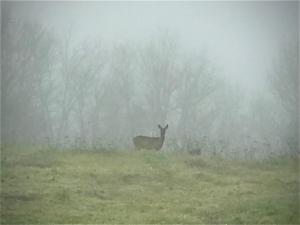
[{"x1": 158, "y1": 124, "x2": 168, "y2": 138}]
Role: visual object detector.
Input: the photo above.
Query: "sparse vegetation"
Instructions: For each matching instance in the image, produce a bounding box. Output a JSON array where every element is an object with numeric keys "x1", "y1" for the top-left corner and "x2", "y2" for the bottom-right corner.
[{"x1": 1, "y1": 146, "x2": 299, "y2": 224}]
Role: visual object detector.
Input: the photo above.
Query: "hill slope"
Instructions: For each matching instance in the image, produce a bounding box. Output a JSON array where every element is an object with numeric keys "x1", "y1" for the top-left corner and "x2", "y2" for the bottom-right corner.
[{"x1": 1, "y1": 147, "x2": 299, "y2": 224}]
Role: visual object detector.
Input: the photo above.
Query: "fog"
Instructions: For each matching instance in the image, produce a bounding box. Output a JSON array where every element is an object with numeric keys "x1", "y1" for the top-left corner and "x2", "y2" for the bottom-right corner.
[{"x1": 2, "y1": 1, "x2": 299, "y2": 159}]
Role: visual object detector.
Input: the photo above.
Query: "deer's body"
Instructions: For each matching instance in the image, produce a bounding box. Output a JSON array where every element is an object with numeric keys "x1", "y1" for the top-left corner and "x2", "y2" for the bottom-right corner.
[
  {"x1": 133, "y1": 124, "x2": 168, "y2": 151},
  {"x1": 133, "y1": 136, "x2": 164, "y2": 150}
]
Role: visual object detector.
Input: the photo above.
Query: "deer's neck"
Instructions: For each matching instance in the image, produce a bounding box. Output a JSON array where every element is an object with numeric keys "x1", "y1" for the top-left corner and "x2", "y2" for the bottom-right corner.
[
  {"x1": 160, "y1": 135, "x2": 165, "y2": 144},
  {"x1": 158, "y1": 134, "x2": 165, "y2": 150}
]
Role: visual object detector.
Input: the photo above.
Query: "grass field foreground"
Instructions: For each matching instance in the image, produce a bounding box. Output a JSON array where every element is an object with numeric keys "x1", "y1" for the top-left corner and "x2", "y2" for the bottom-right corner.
[{"x1": 1, "y1": 146, "x2": 299, "y2": 224}]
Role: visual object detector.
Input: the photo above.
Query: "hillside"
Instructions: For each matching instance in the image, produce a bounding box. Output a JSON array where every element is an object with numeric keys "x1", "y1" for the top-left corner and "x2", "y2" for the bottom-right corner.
[{"x1": 1, "y1": 147, "x2": 299, "y2": 224}]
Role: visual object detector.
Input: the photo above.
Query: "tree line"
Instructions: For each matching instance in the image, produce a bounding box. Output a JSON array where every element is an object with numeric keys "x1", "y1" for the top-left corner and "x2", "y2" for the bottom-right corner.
[{"x1": 2, "y1": 7, "x2": 298, "y2": 159}]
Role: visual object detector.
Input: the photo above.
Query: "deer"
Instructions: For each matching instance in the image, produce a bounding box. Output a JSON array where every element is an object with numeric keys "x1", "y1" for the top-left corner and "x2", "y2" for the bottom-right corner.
[{"x1": 133, "y1": 124, "x2": 168, "y2": 151}]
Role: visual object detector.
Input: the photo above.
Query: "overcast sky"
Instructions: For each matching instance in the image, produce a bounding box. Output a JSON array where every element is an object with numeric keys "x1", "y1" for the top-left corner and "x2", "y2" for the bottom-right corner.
[{"x1": 9, "y1": 1, "x2": 299, "y2": 93}]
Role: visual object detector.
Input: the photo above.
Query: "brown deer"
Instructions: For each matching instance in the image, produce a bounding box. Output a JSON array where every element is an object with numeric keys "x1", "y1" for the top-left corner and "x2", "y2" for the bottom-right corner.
[{"x1": 133, "y1": 124, "x2": 168, "y2": 150}]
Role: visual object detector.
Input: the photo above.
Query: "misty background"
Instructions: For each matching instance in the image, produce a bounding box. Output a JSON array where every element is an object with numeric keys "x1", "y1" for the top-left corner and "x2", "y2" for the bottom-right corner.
[{"x1": 1, "y1": 1, "x2": 299, "y2": 159}]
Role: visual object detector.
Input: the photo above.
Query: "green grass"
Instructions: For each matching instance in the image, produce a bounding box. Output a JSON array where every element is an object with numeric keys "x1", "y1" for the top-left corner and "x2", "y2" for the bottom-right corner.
[{"x1": 1, "y1": 146, "x2": 299, "y2": 224}]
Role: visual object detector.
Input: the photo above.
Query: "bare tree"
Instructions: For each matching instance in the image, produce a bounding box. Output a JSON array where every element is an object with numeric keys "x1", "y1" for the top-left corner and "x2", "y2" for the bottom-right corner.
[
  {"x1": 140, "y1": 32, "x2": 180, "y2": 126},
  {"x1": 98, "y1": 43, "x2": 136, "y2": 148},
  {"x1": 2, "y1": 4, "x2": 56, "y2": 145},
  {"x1": 71, "y1": 41, "x2": 107, "y2": 147},
  {"x1": 269, "y1": 42, "x2": 299, "y2": 152},
  {"x1": 56, "y1": 31, "x2": 84, "y2": 147},
  {"x1": 175, "y1": 53, "x2": 218, "y2": 150}
]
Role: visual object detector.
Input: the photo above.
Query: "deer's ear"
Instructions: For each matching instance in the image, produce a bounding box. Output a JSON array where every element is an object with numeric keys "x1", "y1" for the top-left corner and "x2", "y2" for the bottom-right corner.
[
  {"x1": 165, "y1": 124, "x2": 169, "y2": 129},
  {"x1": 158, "y1": 124, "x2": 162, "y2": 129}
]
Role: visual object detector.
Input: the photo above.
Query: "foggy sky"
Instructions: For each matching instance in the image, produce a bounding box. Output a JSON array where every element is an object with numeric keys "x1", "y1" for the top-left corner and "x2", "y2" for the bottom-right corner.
[{"x1": 8, "y1": 1, "x2": 299, "y2": 93}]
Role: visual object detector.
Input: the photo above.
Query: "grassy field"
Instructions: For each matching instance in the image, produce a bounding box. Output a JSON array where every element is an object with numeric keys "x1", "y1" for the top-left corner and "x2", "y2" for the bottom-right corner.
[{"x1": 1, "y1": 146, "x2": 299, "y2": 224}]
